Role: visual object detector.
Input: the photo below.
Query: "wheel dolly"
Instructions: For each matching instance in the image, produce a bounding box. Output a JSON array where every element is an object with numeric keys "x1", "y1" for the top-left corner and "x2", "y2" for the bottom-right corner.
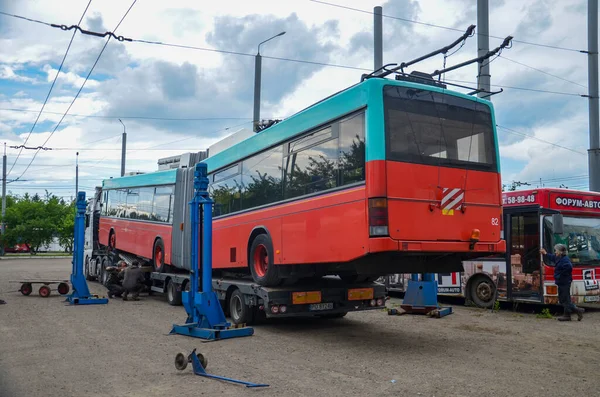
[
  {"x1": 174, "y1": 348, "x2": 269, "y2": 388},
  {"x1": 388, "y1": 273, "x2": 452, "y2": 318},
  {"x1": 169, "y1": 162, "x2": 254, "y2": 340},
  {"x1": 65, "y1": 192, "x2": 108, "y2": 305}
]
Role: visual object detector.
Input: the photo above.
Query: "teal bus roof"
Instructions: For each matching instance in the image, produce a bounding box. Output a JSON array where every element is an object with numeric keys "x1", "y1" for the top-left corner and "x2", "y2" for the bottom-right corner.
[
  {"x1": 202, "y1": 77, "x2": 495, "y2": 173},
  {"x1": 102, "y1": 169, "x2": 177, "y2": 189}
]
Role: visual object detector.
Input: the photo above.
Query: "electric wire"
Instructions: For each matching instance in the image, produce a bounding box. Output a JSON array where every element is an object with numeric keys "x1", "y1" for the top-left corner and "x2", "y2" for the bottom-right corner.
[
  {"x1": 496, "y1": 124, "x2": 586, "y2": 155},
  {"x1": 6, "y1": 0, "x2": 93, "y2": 178},
  {"x1": 306, "y1": 0, "x2": 586, "y2": 53},
  {"x1": 12, "y1": 0, "x2": 138, "y2": 183}
]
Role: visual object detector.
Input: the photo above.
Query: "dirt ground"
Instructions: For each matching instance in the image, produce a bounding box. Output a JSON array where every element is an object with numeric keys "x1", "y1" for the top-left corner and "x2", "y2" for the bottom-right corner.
[{"x1": 1, "y1": 259, "x2": 599, "y2": 397}]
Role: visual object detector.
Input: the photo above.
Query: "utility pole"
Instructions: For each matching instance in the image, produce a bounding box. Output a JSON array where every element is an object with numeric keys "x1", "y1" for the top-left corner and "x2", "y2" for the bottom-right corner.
[
  {"x1": 588, "y1": 0, "x2": 600, "y2": 192},
  {"x1": 374, "y1": 6, "x2": 383, "y2": 73},
  {"x1": 253, "y1": 32, "x2": 286, "y2": 132},
  {"x1": 119, "y1": 119, "x2": 126, "y2": 177},
  {"x1": 1, "y1": 143, "x2": 6, "y2": 256},
  {"x1": 75, "y1": 151, "x2": 79, "y2": 195},
  {"x1": 476, "y1": 0, "x2": 491, "y2": 99}
]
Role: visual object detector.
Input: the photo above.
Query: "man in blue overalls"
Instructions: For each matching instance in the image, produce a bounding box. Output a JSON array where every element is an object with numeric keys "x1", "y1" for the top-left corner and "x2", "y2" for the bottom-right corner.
[{"x1": 541, "y1": 244, "x2": 584, "y2": 321}]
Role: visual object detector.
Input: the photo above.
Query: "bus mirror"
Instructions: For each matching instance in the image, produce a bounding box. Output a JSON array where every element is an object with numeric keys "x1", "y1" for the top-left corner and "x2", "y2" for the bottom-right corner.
[{"x1": 552, "y1": 214, "x2": 564, "y2": 235}]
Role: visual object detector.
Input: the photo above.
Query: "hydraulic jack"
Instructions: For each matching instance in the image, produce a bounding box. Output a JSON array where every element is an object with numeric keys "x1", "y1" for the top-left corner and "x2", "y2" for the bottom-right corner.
[
  {"x1": 398, "y1": 273, "x2": 452, "y2": 318},
  {"x1": 169, "y1": 162, "x2": 254, "y2": 340},
  {"x1": 66, "y1": 192, "x2": 108, "y2": 305}
]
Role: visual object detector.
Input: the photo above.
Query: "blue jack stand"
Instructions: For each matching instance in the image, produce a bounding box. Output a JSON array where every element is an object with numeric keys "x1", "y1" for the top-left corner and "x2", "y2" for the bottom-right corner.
[
  {"x1": 175, "y1": 349, "x2": 269, "y2": 388},
  {"x1": 400, "y1": 274, "x2": 452, "y2": 318},
  {"x1": 66, "y1": 192, "x2": 108, "y2": 306},
  {"x1": 169, "y1": 162, "x2": 254, "y2": 340}
]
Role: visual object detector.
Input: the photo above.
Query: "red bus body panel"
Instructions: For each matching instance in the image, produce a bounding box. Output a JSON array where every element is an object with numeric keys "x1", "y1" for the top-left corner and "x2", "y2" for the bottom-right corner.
[
  {"x1": 385, "y1": 161, "x2": 503, "y2": 244},
  {"x1": 212, "y1": 186, "x2": 368, "y2": 268},
  {"x1": 99, "y1": 218, "x2": 173, "y2": 265}
]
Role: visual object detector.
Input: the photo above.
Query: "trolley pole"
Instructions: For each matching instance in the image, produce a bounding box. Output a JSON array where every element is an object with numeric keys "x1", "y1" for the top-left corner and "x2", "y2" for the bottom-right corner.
[{"x1": 588, "y1": 0, "x2": 600, "y2": 192}]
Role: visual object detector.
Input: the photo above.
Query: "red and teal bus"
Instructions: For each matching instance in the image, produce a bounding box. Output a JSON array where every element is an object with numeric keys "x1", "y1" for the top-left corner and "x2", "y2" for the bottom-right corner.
[
  {"x1": 98, "y1": 74, "x2": 505, "y2": 287},
  {"x1": 381, "y1": 188, "x2": 600, "y2": 308}
]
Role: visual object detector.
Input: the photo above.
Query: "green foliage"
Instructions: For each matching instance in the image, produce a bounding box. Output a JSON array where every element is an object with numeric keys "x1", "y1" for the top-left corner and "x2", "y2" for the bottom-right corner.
[
  {"x1": 493, "y1": 300, "x2": 500, "y2": 312},
  {"x1": 536, "y1": 308, "x2": 553, "y2": 319},
  {"x1": 1, "y1": 190, "x2": 75, "y2": 253}
]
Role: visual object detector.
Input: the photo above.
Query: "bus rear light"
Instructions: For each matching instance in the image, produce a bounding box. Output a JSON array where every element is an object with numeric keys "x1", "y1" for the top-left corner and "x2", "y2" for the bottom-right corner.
[
  {"x1": 368, "y1": 198, "x2": 388, "y2": 236},
  {"x1": 546, "y1": 285, "x2": 558, "y2": 295}
]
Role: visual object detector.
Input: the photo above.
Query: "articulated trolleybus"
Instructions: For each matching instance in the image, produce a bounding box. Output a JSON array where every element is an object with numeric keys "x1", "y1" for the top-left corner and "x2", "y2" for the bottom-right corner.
[
  {"x1": 84, "y1": 57, "x2": 506, "y2": 323},
  {"x1": 381, "y1": 188, "x2": 600, "y2": 309}
]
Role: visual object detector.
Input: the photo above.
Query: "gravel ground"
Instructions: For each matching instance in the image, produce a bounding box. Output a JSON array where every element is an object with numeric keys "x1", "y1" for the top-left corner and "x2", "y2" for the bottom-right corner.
[{"x1": 1, "y1": 259, "x2": 599, "y2": 397}]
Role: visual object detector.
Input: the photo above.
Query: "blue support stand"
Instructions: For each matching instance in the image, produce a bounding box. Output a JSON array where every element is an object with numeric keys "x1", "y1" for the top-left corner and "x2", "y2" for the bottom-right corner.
[
  {"x1": 66, "y1": 192, "x2": 108, "y2": 305},
  {"x1": 401, "y1": 273, "x2": 452, "y2": 317},
  {"x1": 169, "y1": 163, "x2": 254, "y2": 340}
]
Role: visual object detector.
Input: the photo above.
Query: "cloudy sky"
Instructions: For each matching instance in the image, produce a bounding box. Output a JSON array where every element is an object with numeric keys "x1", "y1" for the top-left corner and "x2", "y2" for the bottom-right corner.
[{"x1": 0, "y1": 0, "x2": 593, "y2": 200}]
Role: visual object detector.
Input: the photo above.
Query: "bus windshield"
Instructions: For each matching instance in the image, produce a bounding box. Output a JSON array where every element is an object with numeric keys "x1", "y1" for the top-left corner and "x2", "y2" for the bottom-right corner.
[
  {"x1": 383, "y1": 85, "x2": 496, "y2": 172},
  {"x1": 544, "y1": 216, "x2": 600, "y2": 265}
]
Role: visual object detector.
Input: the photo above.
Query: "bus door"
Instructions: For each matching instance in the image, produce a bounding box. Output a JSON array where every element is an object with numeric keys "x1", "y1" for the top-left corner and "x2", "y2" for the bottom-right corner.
[{"x1": 505, "y1": 207, "x2": 543, "y2": 302}]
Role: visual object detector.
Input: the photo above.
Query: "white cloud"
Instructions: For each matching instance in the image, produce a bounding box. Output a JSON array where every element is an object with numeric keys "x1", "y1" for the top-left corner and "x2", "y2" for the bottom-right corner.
[{"x1": 0, "y1": 0, "x2": 594, "y2": 198}]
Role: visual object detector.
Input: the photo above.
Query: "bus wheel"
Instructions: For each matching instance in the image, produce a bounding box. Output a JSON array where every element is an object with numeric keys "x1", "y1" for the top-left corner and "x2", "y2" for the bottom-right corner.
[
  {"x1": 469, "y1": 276, "x2": 495, "y2": 308},
  {"x1": 85, "y1": 256, "x2": 94, "y2": 281},
  {"x1": 229, "y1": 289, "x2": 253, "y2": 325},
  {"x1": 166, "y1": 279, "x2": 182, "y2": 306},
  {"x1": 249, "y1": 234, "x2": 280, "y2": 287},
  {"x1": 109, "y1": 231, "x2": 116, "y2": 249},
  {"x1": 153, "y1": 239, "x2": 165, "y2": 273},
  {"x1": 101, "y1": 256, "x2": 110, "y2": 286}
]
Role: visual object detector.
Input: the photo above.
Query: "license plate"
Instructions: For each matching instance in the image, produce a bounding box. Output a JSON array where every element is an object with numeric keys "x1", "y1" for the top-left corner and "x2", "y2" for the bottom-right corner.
[
  {"x1": 584, "y1": 295, "x2": 600, "y2": 303},
  {"x1": 309, "y1": 303, "x2": 333, "y2": 311}
]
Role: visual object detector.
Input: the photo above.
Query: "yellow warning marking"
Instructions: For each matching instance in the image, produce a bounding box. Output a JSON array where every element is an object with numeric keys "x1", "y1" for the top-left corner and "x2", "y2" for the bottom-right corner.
[{"x1": 442, "y1": 209, "x2": 454, "y2": 216}]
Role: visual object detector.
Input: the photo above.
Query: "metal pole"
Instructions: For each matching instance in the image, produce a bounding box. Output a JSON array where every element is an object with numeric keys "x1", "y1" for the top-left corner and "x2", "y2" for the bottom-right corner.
[
  {"x1": 477, "y1": 0, "x2": 491, "y2": 99},
  {"x1": 253, "y1": 53, "x2": 262, "y2": 132},
  {"x1": 119, "y1": 119, "x2": 126, "y2": 177},
  {"x1": 75, "y1": 151, "x2": 79, "y2": 199},
  {"x1": 1, "y1": 143, "x2": 6, "y2": 256},
  {"x1": 374, "y1": 6, "x2": 383, "y2": 73},
  {"x1": 588, "y1": 0, "x2": 600, "y2": 192},
  {"x1": 253, "y1": 32, "x2": 286, "y2": 133}
]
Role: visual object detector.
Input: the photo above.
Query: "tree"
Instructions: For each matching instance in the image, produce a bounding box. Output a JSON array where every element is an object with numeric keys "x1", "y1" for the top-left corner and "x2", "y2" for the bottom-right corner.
[{"x1": 1, "y1": 191, "x2": 75, "y2": 254}]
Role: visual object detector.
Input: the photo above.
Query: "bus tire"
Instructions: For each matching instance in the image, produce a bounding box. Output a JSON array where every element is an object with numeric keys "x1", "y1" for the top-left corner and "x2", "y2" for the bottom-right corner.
[
  {"x1": 166, "y1": 279, "x2": 182, "y2": 306},
  {"x1": 469, "y1": 276, "x2": 496, "y2": 309},
  {"x1": 229, "y1": 289, "x2": 253, "y2": 325},
  {"x1": 85, "y1": 256, "x2": 94, "y2": 281},
  {"x1": 100, "y1": 256, "x2": 110, "y2": 286},
  {"x1": 153, "y1": 238, "x2": 165, "y2": 273},
  {"x1": 249, "y1": 234, "x2": 280, "y2": 287}
]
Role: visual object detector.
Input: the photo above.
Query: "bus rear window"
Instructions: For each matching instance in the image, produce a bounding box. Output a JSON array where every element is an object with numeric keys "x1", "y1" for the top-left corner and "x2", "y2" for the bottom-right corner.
[{"x1": 383, "y1": 85, "x2": 496, "y2": 172}]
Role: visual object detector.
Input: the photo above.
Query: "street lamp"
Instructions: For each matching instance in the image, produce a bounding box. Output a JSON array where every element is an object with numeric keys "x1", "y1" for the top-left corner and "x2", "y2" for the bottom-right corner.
[{"x1": 253, "y1": 31, "x2": 286, "y2": 132}]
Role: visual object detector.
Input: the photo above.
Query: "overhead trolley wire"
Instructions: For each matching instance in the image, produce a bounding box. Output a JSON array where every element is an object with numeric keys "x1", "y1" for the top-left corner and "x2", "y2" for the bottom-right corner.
[
  {"x1": 11, "y1": 0, "x2": 138, "y2": 183},
  {"x1": 6, "y1": 0, "x2": 93, "y2": 178}
]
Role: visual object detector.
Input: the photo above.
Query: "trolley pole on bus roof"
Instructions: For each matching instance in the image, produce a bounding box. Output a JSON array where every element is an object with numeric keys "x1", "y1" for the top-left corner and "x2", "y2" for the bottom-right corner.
[
  {"x1": 374, "y1": 6, "x2": 383, "y2": 73},
  {"x1": 588, "y1": 0, "x2": 600, "y2": 192},
  {"x1": 477, "y1": 0, "x2": 491, "y2": 99},
  {"x1": 253, "y1": 32, "x2": 286, "y2": 132},
  {"x1": 1, "y1": 143, "x2": 6, "y2": 256},
  {"x1": 119, "y1": 119, "x2": 126, "y2": 176}
]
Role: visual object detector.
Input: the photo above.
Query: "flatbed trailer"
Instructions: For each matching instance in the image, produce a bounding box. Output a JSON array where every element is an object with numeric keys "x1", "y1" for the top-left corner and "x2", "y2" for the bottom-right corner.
[{"x1": 150, "y1": 272, "x2": 386, "y2": 325}]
